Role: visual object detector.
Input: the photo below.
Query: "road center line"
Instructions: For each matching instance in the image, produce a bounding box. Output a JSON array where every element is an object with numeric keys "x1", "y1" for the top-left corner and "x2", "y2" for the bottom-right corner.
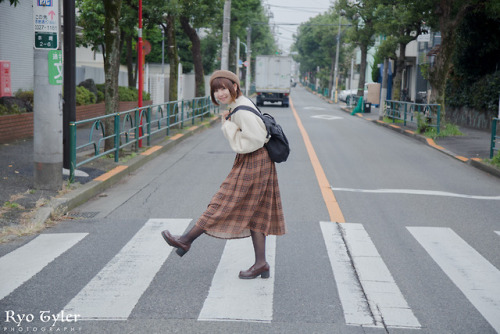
[
  {"x1": 290, "y1": 97, "x2": 345, "y2": 223},
  {"x1": 330, "y1": 187, "x2": 500, "y2": 200}
]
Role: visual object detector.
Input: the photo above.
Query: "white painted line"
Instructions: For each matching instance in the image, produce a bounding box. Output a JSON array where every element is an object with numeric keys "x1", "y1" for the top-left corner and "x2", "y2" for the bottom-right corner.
[
  {"x1": 331, "y1": 187, "x2": 500, "y2": 200},
  {"x1": 495, "y1": 231, "x2": 500, "y2": 237},
  {"x1": 408, "y1": 227, "x2": 500, "y2": 333},
  {"x1": 0, "y1": 233, "x2": 88, "y2": 300},
  {"x1": 304, "y1": 107, "x2": 325, "y2": 110},
  {"x1": 61, "y1": 219, "x2": 191, "y2": 320},
  {"x1": 320, "y1": 221, "x2": 376, "y2": 327},
  {"x1": 340, "y1": 223, "x2": 421, "y2": 329},
  {"x1": 311, "y1": 115, "x2": 343, "y2": 120},
  {"x1": 198, "y1": 236, "x2": 276, "y2": 323}
]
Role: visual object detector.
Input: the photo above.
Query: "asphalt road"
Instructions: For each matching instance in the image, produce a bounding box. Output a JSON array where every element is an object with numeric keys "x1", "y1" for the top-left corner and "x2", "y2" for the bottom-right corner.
[{"x1": 1, "y1": 86, "x2": 499, "y2": 334}]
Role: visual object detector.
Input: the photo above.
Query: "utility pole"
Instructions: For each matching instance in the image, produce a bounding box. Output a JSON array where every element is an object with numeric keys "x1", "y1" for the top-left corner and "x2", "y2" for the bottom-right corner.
[
  {"x1": 245, "y1": 26, "x2": 251, "y2": 96},
  {"x1": 221, "y1": 0, "x2": 231, "y2": 70},
  {"x1": 380, "y1": 58, "x2": 389, "y2": 120},
  {"x1": 236, "y1": 36, "x2": 240, "y2": 78},
  {"x1": 63, "y1": 0, "x2": 76, "y2": 171},
  {"x1": 33, "y1": 0, "x2": 63, "y2": 190},
  {"x1": 331, "y1": 11, "x2": 344, "y2": 103}
]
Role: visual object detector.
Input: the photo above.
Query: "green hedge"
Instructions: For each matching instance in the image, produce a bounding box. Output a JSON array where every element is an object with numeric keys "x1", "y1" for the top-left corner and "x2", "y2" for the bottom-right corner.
[
  {"x1": 445, "y1": 70, "x2": 500, "y2": 113},
  {"x1": 1, "y1": 86, "x2": 153, "y2": 115},
  {"x1": 95, "y1": 84, "x2": 151, "y2": 103},
  {"x1": 76, "y1": 86, "x2": 96, "y2": 105}
]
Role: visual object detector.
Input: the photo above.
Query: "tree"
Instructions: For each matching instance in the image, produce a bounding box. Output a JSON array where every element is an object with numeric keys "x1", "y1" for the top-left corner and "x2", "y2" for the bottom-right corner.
[
  {"x1": 425, "y1": 0, "x2": 497, "y2": 104},
  {"x1": 102, "y1": 0, "x2": 123, "y2": 151},
  {"x1": 75, "y1": 0, "x2": 123, "y2": 151},
  {"x1": 337, "y1": 0, "x2": 379, "y2": 97},
  {"x1": 375, "y1": 0, "x2": 431, "y2": 100},
  {"x1": 178, "y1": 0, "x2": 224, "y2": 97},
  {"x1": 294, "y1": 11, "x2": 340, "y2": 89},
  {"x1": 229, "y1": 0, "x2": 276, "y2": 82}
]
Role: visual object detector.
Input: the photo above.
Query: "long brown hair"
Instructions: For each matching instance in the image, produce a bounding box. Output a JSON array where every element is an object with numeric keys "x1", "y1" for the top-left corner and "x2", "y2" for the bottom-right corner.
[{"x1": 210, "y1": 77, "x2": 242, "y2": 105}]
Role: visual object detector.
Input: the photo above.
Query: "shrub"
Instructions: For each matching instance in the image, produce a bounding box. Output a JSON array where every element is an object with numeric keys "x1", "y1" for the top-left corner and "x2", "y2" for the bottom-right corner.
[
  {"x1": 76, "y1": 86, "x2": 96, "y2": 106},
  {"x1": 95, "y1": 84, "x2": 150, "y2": 102},
  {"x1": 15, "y1": 90, "x2": 34, "y2": 107}
]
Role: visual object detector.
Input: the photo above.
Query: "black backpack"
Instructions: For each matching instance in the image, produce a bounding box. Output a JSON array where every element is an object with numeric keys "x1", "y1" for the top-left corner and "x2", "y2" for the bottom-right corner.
[{"x1": 226, "y1": 105, "x2": 290, "y2": 163}]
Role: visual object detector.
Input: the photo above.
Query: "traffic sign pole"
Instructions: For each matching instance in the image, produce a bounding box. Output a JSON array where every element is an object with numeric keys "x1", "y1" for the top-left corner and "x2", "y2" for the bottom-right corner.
[{"x1": 138, "y1": 0, "x2": 144, "y2": 148}]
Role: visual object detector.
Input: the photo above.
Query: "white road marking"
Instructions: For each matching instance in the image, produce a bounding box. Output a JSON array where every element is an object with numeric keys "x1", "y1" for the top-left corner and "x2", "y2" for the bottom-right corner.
[
  {"x1": 304, "y1": 107, "x2": 325, "y2": 110},
  {"x1": 408, "y1": 227, "x2": 500, "y2": 333},
  {"x1": 61, "y1": 218, "x2": 191, "y2": 320},
  {"x1": 340, "y1": 223, "x2": 420, "y2": 329},
  {"x1": 330, "y1": 187, "x2": 500, "y2": 200},
  {"x1": 311, "y1": 115, "x2": 343, "y2": 120},
  {"x1": 0, "y1": 233, "x2": 88, "y2": 300},
  {"x1": 320, "y1": 222, "x2": 375, "y2": 327},
  {"x1": 198, "y1": 236, "x2": 276, "y2": 323}
]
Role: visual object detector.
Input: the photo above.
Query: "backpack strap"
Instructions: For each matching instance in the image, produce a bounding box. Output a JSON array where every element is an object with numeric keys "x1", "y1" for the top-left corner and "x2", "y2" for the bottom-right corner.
[
  {"x1": 227, "y1": 105, "x2": 260, "y2": 118},
  {"x1": 225, "y1": 105, "x2": 270, "y2": 138}
]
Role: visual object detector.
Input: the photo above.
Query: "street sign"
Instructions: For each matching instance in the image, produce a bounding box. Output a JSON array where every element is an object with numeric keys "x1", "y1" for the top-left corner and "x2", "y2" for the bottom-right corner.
[
  {"x1": 48, "y1": 50, "x2": 62, "y2": 85},
  {"x1": 33, "y1": 0, "x2": 59, "y2": 49}
]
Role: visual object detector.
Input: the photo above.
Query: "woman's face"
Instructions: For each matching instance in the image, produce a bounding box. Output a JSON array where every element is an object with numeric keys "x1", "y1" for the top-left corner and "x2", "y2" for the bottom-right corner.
[{"x1": 214, "y1": 83, "x2": 237, "y2": 105}]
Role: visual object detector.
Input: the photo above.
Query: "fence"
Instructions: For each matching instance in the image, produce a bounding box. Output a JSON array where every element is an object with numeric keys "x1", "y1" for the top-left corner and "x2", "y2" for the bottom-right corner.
[
  {"x1": 491, "y1": 118, "x2": 499, "y2": 159},
  {"x1": 69, "y1": 96, "x2": 219, "y2": 182},
  {"x1": 384, "y1": 100, "x2": 441, "y2": 134}
]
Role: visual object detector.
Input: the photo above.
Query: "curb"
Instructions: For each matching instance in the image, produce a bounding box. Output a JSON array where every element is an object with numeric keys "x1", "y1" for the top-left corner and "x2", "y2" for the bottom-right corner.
[{"x1": 31, "y1": 116, "x2": 221, "y2": 227}]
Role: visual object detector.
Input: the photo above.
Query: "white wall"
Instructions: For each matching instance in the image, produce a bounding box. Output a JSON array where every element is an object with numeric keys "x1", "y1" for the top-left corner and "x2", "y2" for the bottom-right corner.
[{"x1": 0, "y1": 1, "x2": 35, "y2": 92}]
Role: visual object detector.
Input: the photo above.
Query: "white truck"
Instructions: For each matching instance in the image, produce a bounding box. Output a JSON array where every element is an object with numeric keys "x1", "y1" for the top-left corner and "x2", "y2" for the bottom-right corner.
[{"x1": 255, "y1": 55, "x2": 292, "y2": 107}]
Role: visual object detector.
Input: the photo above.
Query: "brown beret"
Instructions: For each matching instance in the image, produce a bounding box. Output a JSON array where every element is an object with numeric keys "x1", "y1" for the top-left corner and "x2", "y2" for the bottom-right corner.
[{"x1": 209, "y1": 70, "x2": 240, "y2": 87}]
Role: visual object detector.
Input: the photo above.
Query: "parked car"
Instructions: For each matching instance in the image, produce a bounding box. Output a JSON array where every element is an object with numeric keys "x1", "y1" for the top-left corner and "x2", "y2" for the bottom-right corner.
[
  {"x1": 338, "y1": 89, "x2": 357, "y2": 102},
  {"x1": 341, "y1": 85, "x2": 369, "y2": 104}
]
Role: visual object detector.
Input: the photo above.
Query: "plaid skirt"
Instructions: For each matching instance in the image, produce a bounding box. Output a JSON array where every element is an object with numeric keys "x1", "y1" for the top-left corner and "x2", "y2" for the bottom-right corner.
[{"x1": 196, "y1": 147, "x2": 286, "y2": 239}]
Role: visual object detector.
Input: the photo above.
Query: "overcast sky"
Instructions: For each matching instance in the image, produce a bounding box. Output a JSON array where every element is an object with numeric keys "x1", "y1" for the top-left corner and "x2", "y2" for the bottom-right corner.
[{"x1": 264, "y1": 0, "x2": 333, "y2": 53}]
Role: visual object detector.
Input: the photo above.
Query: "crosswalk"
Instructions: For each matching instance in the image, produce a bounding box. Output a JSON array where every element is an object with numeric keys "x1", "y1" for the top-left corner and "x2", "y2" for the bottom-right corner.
[{"x1": 1, "y1": 219, "x2": 499, "y2": 332}]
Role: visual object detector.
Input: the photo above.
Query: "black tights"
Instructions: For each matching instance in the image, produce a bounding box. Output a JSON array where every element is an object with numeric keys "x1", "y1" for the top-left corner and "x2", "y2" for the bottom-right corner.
[
  {"x1": 179, "y1": 225, "x2": 267, "y2": 266},
  {"x1": 250, "y1": 230, "x2": 267, "y2": 267}
]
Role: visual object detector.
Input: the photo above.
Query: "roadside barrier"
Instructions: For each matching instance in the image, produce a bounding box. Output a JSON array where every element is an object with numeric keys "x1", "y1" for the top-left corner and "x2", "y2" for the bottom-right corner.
[
  {"x1": 491, "y1": 118, "x2": 499, "y2": 159},
  {"x1": 69, "y1": 96, "x2": 219, "y2": 182},
  {"x1": 384, "y1": 100, "x2": 441, "y2": 134}
]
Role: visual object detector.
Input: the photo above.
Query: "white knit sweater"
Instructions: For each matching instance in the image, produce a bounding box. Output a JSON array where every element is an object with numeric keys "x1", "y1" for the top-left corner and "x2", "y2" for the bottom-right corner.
[{"x1": 221, "y1": 96, "x2": 268, "y2": 154}]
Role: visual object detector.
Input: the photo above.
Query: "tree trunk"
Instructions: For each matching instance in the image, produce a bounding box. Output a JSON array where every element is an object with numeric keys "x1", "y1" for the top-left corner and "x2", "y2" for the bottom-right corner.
[
  {"x1": 125, "y1": 34, "x2": 135, "y2": 88},
  {"x1": 180, "y1": 16, "x2": 205, "y2": 97},
  {"x1": 167, "y1": 14, "x2": 178, "y2": 101},
  {"x1": 103, "y1": 0, "x2": 122, "y2": 152},
  {"x1": 393, "y1": 42, "x2": 406, "y2": 101}
]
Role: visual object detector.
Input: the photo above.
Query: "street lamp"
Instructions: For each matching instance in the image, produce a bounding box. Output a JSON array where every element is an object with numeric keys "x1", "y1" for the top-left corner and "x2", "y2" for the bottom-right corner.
[{"x1": 332, "y1": 9, "x2": 345, "y2": 103}]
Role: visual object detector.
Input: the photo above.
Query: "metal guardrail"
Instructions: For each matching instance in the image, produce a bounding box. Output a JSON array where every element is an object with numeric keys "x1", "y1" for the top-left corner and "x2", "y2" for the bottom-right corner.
[
  {"x1": 69, "y1": 96, "x2": 219, "y2": 182},
  {"x1": 384, "y1": 100, "x2": 441, "y2": 134},
  {"x1": 491, "y1": 118, "x2": 499, "y2": 159}
]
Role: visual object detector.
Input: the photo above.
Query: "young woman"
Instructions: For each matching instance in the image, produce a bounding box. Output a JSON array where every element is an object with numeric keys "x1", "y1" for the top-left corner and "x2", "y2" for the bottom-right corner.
[{"x1": 161, "y1": 70, "x2": 286, "y2": 279}]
